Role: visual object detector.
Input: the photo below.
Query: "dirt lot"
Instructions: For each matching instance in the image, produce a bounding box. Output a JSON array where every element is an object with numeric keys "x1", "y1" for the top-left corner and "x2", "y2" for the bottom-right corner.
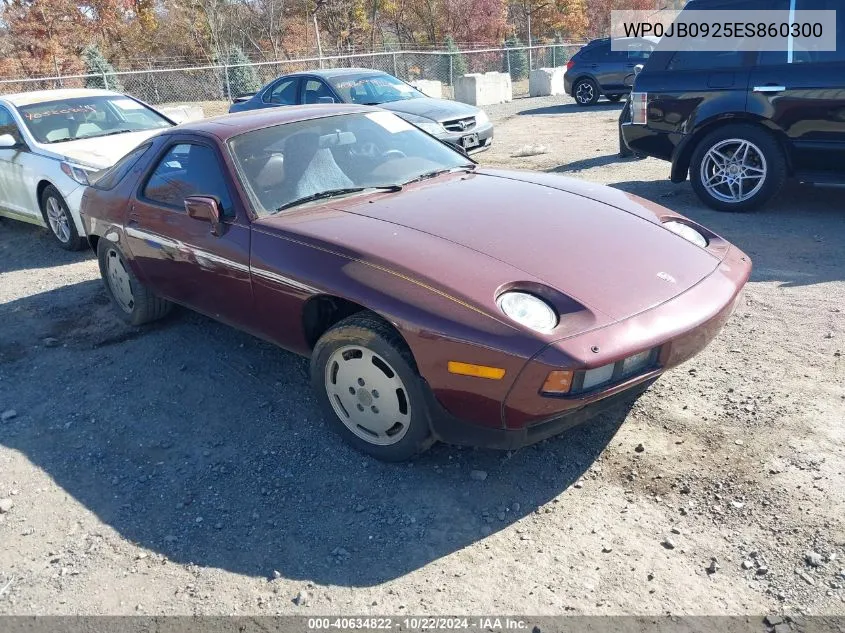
[{"x1": 1, "y1": 95, "x2": 843, "y2": 618}]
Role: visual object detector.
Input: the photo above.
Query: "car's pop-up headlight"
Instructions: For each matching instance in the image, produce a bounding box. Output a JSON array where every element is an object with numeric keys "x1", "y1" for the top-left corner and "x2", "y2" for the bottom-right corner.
[
  {"x1": 663, "y1": 220, "x2": 708, "y2": 249},
  {"x1": 497, "y1": 291, "x2": 558, "y2": 332}
]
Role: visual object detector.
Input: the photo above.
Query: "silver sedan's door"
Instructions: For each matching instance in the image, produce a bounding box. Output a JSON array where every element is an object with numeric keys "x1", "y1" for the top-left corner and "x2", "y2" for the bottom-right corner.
[{"x1": 0, "y1": 105, "x2": 38, "y2": 220}]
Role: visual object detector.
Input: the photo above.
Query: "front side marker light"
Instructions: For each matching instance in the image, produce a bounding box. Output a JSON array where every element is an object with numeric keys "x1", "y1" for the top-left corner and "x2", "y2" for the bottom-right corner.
[
  {"x1": 448, "y1": 361, "x2": 506, "y2": 380},
  {"x1": 541, "y1": 370, "x2": 574, "y2": 395}
]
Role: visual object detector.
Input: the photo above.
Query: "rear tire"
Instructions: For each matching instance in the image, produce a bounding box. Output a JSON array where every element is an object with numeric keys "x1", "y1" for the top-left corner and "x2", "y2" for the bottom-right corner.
[
  {"x1": 40, "y1": 185, "x2": 85, "y2": 251},
  {"x1": 573, "y1": 78, "x2": 600, "y2": 106},
  {"x1": 97, "y1": 238, "x2": 172, "y2": 326},
  {"x1": 689, "y1": 124, "x2": 786, "y2": 212},
  {"x1": 311, "y1": 312, "x2": 434, "y2": 461}
]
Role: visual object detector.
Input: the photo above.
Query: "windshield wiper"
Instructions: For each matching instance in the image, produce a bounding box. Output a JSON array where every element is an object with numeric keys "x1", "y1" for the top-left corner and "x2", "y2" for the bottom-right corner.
[
  {"x1": 276, "y1": 185, "x2": 402, "y2": 212},
  {"x1": 403, "y1": 166, "x2": 474, "y2": 185},
  {"x1": 91, "y1": 129, "x2": 135, "y2": 138}
]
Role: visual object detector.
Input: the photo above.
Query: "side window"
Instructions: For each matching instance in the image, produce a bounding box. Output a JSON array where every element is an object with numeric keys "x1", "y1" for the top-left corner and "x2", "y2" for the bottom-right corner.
[
  {"x1": 0, "y1": 106, "x2": 23, "y2": 143},
  {"x1": 794, "y1": 0, "x2": 845, "y2": 62},
  {"x1": 93, "y1": 143, "x2": 151, "y2": 190},
  {"x1": 143, "y1": 143, "x2": 232, "y2": 215},
  {"x1": 627, "y1": 45, "x2": 652, "y2": 61},
  {"x1": 264, "y1": 78, "x2": 299, "y2": 105},
  {"x1": 303, "y1": 79, "x2": 334, "y2": 104}
]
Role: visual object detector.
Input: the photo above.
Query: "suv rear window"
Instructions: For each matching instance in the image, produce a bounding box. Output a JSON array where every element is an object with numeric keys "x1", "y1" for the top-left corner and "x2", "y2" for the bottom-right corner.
[{"x1": 578, "y1": 43, "x2": 607, "y2": 62}]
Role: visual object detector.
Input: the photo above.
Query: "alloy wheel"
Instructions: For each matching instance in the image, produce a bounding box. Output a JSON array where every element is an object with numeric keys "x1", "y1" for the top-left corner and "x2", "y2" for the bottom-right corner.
[
  {"x1": 105, "y1": 247, "x2": 135, "y2": 313},
  {"x1": 575, "y1": 82, "x2": 595, "y2": 104},
  {"x1": 46, "y1": 196, "x2": 71, "y2": 244},
  {"x1": 700, "y1": 138, "x2": 767, "y2": 204},
  {"x1": 324, "y1": 345, "x2": 411, "y2": 446}
]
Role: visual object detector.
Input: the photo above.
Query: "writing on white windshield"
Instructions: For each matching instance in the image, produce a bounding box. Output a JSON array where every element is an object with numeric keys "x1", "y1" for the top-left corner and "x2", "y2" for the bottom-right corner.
[{"x1": 17, "y1": 96, "x2": 171, "y2": 144}]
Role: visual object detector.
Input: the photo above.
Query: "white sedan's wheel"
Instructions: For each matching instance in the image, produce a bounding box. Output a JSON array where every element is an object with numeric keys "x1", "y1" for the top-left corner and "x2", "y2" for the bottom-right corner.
[
  {"x1": 325, "y1": 345, "x2": 411, "y2": 446},
  {"x1": 40, "y1": 185, "x2": 85, "y2": 251},
  {"x1": 46, "y1": 196, "x2": 72, "y2": 244}
]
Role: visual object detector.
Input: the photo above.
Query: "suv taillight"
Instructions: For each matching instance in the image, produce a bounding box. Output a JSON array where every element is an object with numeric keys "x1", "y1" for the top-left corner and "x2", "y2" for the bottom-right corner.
[
  {"x1": 566, "y1": 59, "x2": 575, "y2": 70},
  {"x1": 631, "y1": 92, "x2": 648, "y2": 125}
]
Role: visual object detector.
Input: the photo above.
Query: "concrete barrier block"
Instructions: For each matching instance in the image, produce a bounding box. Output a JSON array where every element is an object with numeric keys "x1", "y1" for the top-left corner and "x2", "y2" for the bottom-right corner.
[
  {"x1": 453, "y1": 72, "x2": 513, "y2": 106},
  {"x1": 160, "y1": 105, "x2": 205, "y2": 124},
  {"x1": 410, "y1": 79, "x2": 443, "y2": 99},
  {"x1": 529, "y1": 67, "x2": 566, "y2": 97}
]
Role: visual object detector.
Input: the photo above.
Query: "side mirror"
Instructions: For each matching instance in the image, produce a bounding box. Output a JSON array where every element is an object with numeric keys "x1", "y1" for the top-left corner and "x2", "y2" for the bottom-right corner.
[
  {"x1": 317, "y1": 96, "x2": 336, "y2": 104},
  {"x1": 185, "y1": 195, "x2": 223, "y2": 236},
  {"x1": 634, "y1": 64, "x2": 644, "y2": 76},
  {"x1": 0, "y1": 133, "x2": 19, "y2": 149}
]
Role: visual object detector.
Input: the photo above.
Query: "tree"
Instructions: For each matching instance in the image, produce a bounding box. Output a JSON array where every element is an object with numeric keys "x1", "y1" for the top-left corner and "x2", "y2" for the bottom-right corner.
[
  {"x1": 82, "y1": 44, "x2": 123, "y2": 90},
  {"x1": 502, "y1": 35, "x2": 528, "y2": 80},
  {"x1": 223, "y1": 45, "x2": 261, "y2": 98},
  {"x1": 444, "y1": 35, "x2": 467, "y2": 79}
]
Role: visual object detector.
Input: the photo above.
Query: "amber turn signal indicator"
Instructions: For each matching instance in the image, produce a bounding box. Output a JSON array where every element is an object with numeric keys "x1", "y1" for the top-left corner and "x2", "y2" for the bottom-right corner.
[
  {"x1": 541, "y1": 370, "x2": 574, "y2": 394},
  {"x1": 447, "y1": 361, "x2": 506, "y2": 380}
]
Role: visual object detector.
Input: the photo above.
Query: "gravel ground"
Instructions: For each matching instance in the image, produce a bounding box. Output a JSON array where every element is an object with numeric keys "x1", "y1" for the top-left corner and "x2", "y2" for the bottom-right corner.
[{"x1": 0, "y1": 94, "x2": 843, "y2": 618}]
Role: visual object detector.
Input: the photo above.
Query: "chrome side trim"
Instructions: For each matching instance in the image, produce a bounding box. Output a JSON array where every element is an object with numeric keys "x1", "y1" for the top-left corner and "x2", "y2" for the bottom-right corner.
[
  {"x1": 251, "y1": 267, "x2": 318, "y2": 294},
  {"x1": 124, "y1": 226, "x2": 249, "y2": 273}
]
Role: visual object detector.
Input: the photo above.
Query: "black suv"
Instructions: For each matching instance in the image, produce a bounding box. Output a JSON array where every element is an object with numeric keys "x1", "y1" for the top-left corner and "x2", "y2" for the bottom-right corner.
[
  {"x1": 564, "y1": 37, "x2": 656, "y2": 106},
  {"x1": 620, "y1": 0, "x2": 845, "y2": 211}
]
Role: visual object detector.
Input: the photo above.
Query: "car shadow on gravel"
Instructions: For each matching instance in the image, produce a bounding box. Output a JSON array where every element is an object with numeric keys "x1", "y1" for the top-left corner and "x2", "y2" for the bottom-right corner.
[
  {"x1": 551, "y1": 154, "x2": 643, "y2": 173},
  {"x1": 0, "y1": 218, "x2": 94, "y2": 272},
  {"x1": 610, "y1": 179, "x2": 845, "y2": 287},
  {"x1": 0, "y1": 280, "x2": 637, "y2": 587},
  {"x1": 517, "y1": 101, "x2": 624, "y2": 116}
]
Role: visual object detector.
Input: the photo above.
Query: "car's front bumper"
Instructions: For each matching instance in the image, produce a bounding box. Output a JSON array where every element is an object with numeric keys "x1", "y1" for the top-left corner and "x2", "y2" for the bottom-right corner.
[
  {"x1": 436, "y1": 122, "x2": 494, "y2": 154},
  {"x1": 426, "y1": 244, "x2": 751, "y2": 449}
]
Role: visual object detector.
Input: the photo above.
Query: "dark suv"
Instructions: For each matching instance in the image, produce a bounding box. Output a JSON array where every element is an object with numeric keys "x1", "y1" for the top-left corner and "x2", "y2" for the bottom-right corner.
[
  {"x1": 564, "y1": 37, "x2": 656, "y2": 106},
  {"x1": 620, "y1": 0, "x2": 845, "y2": 211}
]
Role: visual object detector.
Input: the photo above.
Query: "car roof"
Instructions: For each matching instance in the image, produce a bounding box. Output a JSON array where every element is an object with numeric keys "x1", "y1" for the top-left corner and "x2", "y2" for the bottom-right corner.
[
  {"x1": 168, "y1": 103, "x2": 380, "y2": 140},
  {"x1": 0, "y1": 88, "x2": 122, "y2": 107},
  {"x1": 283, "y1": 67, "x2": 385, "y2": 80}
]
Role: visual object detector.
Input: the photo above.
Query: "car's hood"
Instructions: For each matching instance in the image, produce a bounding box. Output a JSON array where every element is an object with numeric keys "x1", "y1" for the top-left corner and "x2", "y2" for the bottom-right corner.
[
  {"x1": 37, "y1": 130, "x2": 163, "y2": 169},
  {"x1": 379, "y1": 97, "x2": 479, "y2": 122},
  {"x1": 336, "y1": 170, "x2": 720, "y2": 322}
]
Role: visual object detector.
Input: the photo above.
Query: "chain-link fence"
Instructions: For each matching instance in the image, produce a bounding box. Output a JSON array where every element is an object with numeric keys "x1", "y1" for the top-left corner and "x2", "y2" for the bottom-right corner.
[{"x1": 0, "y1": 44, "x2": 581, "y2": 111}]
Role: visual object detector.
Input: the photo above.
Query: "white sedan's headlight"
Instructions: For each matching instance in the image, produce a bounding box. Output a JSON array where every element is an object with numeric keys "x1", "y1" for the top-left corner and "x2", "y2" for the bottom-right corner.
[
  {"x1": 475, "y1": 109, "x2": 490, "y2": 126},
  {"x1": 399, "y1": 113, "x2": 444, "y2": 136},
  {"x1": 497, "y1": 292, "x2": 558, "y2": 332},
  {"x1": 60, "y1": 161, "x2": 98, "y2": 186},
  {"x1": 663, "y1": 220, "x2": 708, "y2": 248}
]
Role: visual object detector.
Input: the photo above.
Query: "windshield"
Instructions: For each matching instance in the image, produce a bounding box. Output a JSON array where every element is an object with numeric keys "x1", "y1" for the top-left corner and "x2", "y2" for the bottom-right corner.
[
  {"x1": 17, "y1": 96, "x2": 172, "y2": 144},
  {"x1": 329, "y1": 73, "x2": 423, "y2": 105},
  {"x1": 229, "y1": 111, "x2": 472, "y2": 216}
]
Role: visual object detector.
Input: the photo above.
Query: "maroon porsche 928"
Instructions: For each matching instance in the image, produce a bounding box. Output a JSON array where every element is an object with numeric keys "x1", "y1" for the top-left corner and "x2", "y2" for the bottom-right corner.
[{"x1": 80, "y1": 105, "x2": 751, "y2": 461}]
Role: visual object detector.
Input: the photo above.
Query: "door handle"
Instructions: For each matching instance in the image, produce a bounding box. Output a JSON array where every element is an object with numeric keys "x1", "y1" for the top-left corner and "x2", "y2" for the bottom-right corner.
[{"x1": 753, "y1": 85, "x2": 786, "y2": 93}]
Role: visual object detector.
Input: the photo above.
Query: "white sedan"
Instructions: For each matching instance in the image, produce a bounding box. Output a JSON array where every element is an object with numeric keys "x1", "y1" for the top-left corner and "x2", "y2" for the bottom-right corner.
[{"x1": 0, "y1": 88, "x2": 173, "y2": 250}]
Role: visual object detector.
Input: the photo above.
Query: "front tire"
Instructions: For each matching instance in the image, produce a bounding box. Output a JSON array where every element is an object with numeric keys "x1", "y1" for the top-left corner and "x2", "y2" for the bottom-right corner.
[
  {"x1": 97, "y1": 239, "x2": 172, "y2": 326},
  {"x1": 689, "y1": 124, "x2": 786, "y2": 212},
  {"x1": 40, "y1": 185, "x2": 85, "y2": 250},
  {"x1": 573, "y1": 78, "x2": 600, "y2": 106},
  {"x1": 311, "y1": 313, "x2": 434, "y2": 461}
]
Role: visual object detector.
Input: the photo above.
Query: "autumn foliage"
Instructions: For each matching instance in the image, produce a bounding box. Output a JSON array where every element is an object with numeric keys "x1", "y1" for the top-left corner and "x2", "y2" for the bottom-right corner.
[{"x1": 0, "y1": 0, "x2": 657, "y2": 79}]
